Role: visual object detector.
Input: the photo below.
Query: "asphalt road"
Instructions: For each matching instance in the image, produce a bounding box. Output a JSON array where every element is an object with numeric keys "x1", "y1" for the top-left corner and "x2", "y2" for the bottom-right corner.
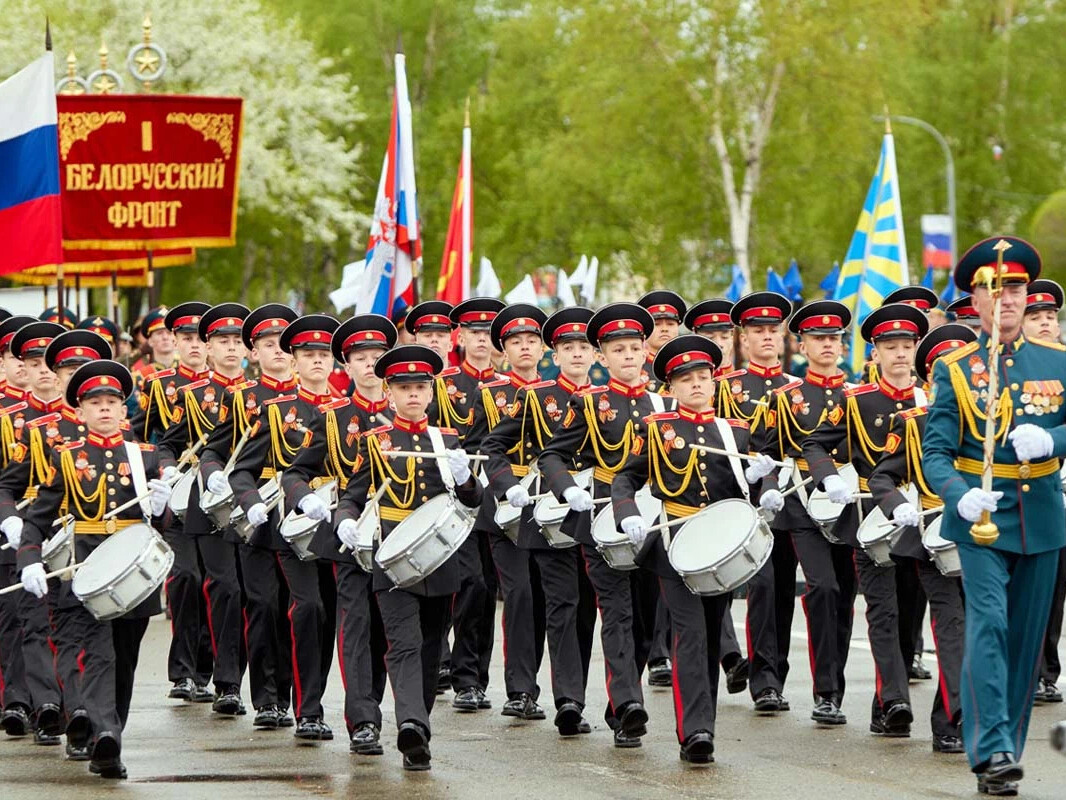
[{"x1": 2, "y1": 598, "x2": 1065, "y2": 799}]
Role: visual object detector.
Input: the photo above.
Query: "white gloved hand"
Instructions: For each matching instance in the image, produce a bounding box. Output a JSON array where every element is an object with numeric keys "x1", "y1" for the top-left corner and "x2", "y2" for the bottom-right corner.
[
  {"x1": 299, "y1": 493, "x2": 330, "y2": 522},
  {"x1": 149, "y1": 478, "x2": 172, "y2": 517},
  {"x1": 246, "y1": 502, "x2": 269, "y2": 529},
  {"x1": 957, "y1": 488, "x2": 1003, "y2": 523},
  {"x1": 20, "y1": 563, "x2": 47, "y2": 599},
  {"x1": 445, "y1": 448, "x2": 472, "y2": 484},
  {"x1": 161, "y1": 465, "x2": 180, "y2": 483},
  {"x1": 759, "y1": 489, "x2": 785, "y2": 514},
  {"x1": 1008, "y1": 424, "x2": 1055, "y2": 462},
  {"x1": 336, "y1": 518, "x2": 359, "y2": 551},
  {"x1": 207, "y1": 471, "x2": 230, "y2": 496},
  {"x1": 1, "y1": 516, "x2": 23, "y2": 549},
  {"x1": 620, "y1": 515, "x2": 647, "y2": 548},
  {"x1": 823, "y1": 474, "x2": 852, "y2": 505},
  {"x1": 505, "y1": 485, "x2": 533, "y2": 508},
  {"x1": 744, "y1": 454, "x2": 777, "y2": 484},
  {"x1": 563, "y1": 486, "x2": 594, "y2": 513},
  {"x1": 892, "y1": 502, "x2": 921, "y2": 528}
]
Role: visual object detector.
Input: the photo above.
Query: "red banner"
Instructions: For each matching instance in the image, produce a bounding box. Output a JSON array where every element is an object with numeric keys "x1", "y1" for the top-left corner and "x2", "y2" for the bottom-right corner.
[
  {"x1": 57, "y1": 94, "x2": 243, "y2": 250},
  {"x1": 9, "y1": 247, "x2": 196, "y2": 287}
]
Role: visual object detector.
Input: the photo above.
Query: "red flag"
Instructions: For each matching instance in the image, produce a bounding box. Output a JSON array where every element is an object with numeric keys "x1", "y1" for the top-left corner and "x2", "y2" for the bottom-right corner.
[{"x1": 436, "y1": 104, "x2": 472, "y2": 304}]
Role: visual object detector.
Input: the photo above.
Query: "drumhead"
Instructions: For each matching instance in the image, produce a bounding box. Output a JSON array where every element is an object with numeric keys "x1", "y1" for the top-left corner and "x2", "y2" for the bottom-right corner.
[
  {"x1": 857, "y1": 505, "x2": 890, "y2": 544},
  {"x1": 922, "y1": 515, "x2": 948, "y2": 547},
  {"x1": 72, "y1": 524, "x2": 157, "y2": 595},
  {"x1": 375, "y1": 495, "x2": 452, "y2": 563},
  {"x1": 41, "y1": 525, "x2": 72, "y2": 558},
  {"x1": 669, "y1": 499, "x2": 754, "y2": 570},
  {"x1": 591, "y1": 486, "x2": 662, "y2": 544},
  {"x1": 170, "y1": 471, "x2": 195, "y2": 508}
]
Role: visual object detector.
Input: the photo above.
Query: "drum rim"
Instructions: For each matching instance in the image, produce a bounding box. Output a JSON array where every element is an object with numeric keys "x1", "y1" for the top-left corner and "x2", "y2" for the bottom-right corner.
[
  {"x1": 667, "y1": 498, "x2": 760, "y2": 569},
  {"x1": 374, "y1": 495, "x2": 461, "y2": 564},
  {"x1": 71, "y1": 524, "x2": 162, "y2": 595}
]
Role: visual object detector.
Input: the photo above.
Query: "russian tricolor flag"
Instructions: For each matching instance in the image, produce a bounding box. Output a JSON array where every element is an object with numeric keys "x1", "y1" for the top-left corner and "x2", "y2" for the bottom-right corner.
[{"x1": 0, "y1": 53, "x2": 62, "y2": 275}]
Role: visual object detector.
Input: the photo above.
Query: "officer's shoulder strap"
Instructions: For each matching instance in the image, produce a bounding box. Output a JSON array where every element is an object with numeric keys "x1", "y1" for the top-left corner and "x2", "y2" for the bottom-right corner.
[
  {"x1": 844, "y1": 383, "x2": 879, "y2": 398},
  {"x1": 643, "y1": 411, "x2": 679, "y2": 424},
  {"x1": 943, "y1": 340, "x2": 979, "y2": 365},
  {"x1": 439, "y1": 366, "x2": 461, "y2": 378},
  {"x1": 144, "y1": 367, "x2": 176, "y2": 382},
  {"x1": 1029, "y1": 338, "x2": 1066, "y2": 352},
  {"x1": 483, "y1": 377, "x2": 511, "y2": 389},
  {"x1": 229, "y1": 379, "x2": 257, "y2": 394},
  {"x1": 525, "y1": 380, "x2": 556, "y2": 391},
  {"x1": 898, "y1": 406, "x2": 927, "y2": 421},
  {"x1": 718, "y1": 368, "x2": 747, "y2": 381},
  {"x1": 576, "y1": 385, "x2": 608, "y2": 397},
  {"x1": 726, "y1": 418, "x2": 749, "y2": 429},
  {"x1": 773, "y1": 378, "x2": 804, "y2": 396}
]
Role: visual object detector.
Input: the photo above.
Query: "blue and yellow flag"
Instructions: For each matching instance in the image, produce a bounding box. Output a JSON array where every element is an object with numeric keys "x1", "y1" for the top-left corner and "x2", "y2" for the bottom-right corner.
[{"x1": 833, "y1": 132, "x2": 909, "y2": 374}]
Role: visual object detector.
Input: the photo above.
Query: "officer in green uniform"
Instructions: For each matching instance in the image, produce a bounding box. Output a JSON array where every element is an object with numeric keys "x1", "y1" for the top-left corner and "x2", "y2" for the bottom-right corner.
[{"x1": 922, "y1": 235, "x2": 1066, "y2": 797}]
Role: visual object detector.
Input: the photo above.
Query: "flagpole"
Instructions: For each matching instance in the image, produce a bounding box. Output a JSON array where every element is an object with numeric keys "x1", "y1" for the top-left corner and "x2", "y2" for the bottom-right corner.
[
  {"x1": 46, "y1": 18, "x2": 66, "y2": 326},
  {"x1": 461, "y1": 97, "x2": 472, "y2": 302}
]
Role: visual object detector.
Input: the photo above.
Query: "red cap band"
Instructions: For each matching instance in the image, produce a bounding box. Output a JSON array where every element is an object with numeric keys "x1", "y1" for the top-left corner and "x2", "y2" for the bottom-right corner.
[
  {"x1": 250, "y1": 318, "x2": 288, "y2": 340},
  {"x1": 289, "y1": 330, "x2": 330, "y2": 348},
  {"x1": 411, "y1": 313, "x2": 451, "y2": 329},
  {"x1": 341, "y1": 330, "x2": 389, "y2": 352},
  {"x1": 596, "y1": 318, "x2": 643, "y2": 339},
  {"x1": 500, "y1": 317, "x2": 542, "y2": 338},
  {"x1": 53, "y1": 346, "x2": 101, "y2": 364},
  {"x1": 953, "y1": 304, "x2": 978, "y2": 318},
  {"x1": 76, "y1": 374, "x2": 122, "y2": 398},
  {"x1": 551, "y1": 322, "x2": 588, "y2": 343},
  {"x1": 926, "y1": 339, "x2": 966, "y2": 368},
  {"x1": 1027, "y1": 292, "x2": 1058, "y2": 307},
  {"x1": 384, "y1": 360, "x2": 434, "y2": 378},
  {"x1": 739, "y1": 306, "x2": 784, "y2": 324},
  {"x1": 145, "y1": 318, "x2": 166, "y2": 334},
  {"x1": 971, "y1": 261, "x2": 1031, "y2": 286},
  {"x1": 207, "y1": 316, "x2": 244, "y2": 335},
  {"x1": 0, "y1": 333, "x2": 16, "y2": 353},
  {"x1": 649, "y1": 304, "x2": 678, "y2": 318},
  {"x1": 871, "y1": 319, "x2": 920, "y2": 339},
  {"x1": 691, "y1": 313, "x2": 731, "y2": 328},
  {"x1": 798, "y1": 314, "x2": 844, "y2": 332},
  {"x1": 664, "y1": 351, "x2": 714, "y2": 375},
  {"x1": 458, "y1": 311, "x2": 497, "y2": 325},
  {"x1": 170, "y1": 315, "x2": 201, "y2": 330},
  {"x1": 900, "y1": 299, "x2": 932, "y2": 311}
]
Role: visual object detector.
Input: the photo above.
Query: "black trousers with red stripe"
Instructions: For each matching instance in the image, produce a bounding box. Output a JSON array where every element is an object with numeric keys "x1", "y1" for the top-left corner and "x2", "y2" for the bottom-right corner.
[
  {"x1": 0, "y1": 563, "x2": 31, "y2": 711},
  {"x1": 449, "y1": 530, "x2": 491, "y2": 692},
  {"x1": 581, "y1": 545, "x2": 645, "y2": 728},
  {"x1": 576, "y1": 547, "x2": 597, "y2": 691},
  {"x1": 790, "y1": 526, "x2": 857, "y2": 700},
  {"x1": 746, "y1": 529, "x2": 798, "y2": 698},
  {"x1": 49, "y1": 595, "x2": 84, "y2": 717},
  {"x1": 196, "y1": 533, "x2": 244, "y2": 690},
  {"x1": 238, "y1": 543, "x2": 292, "y2": 711},
  {"x1": 660, "y1": 574, "x2": 730, "y2": 743},
  {"x1": 162, "y1": 525, "x2": 213, "y2": 686},
  {"x1": 334, "y1": 562, "x2": 386, "y2": 732},
  {"x1": 275, "y1": 549, "x2": 335, "y2": 720},
  {"x1": 908, "y1": 558, "x2": 964, "y2": 737},
  {"x1": 854, "y1": 549, "x2": 910, "y2": 719},
  {"x1": 531, "y1": 546, "x2": 585, "y2": 709},
  {"x1": 376, "y1": 589, "x2": 450, "y2": 738},
  {"x1": 489, "y1": 534, "x2": 539, "y2": 700},
  {"x1": 16, "y1": 588, "x2": 61, "y2": 712}
]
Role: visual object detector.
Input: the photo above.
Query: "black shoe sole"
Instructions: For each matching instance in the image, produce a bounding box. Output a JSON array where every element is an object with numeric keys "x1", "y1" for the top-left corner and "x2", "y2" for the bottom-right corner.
[
  {"x1": 91, "y1": 733, "x2": 120, "y2": 766},
  {"x1": 978, "y1": 780, "x2": 1019, "y2": 797},
  {"x1": 65, "y1": 714, "x2": 92, "y2": 749},
  {"x1": 34, "y1": 732, "x2": 62, "y2": 746},
  {"x1": 521, "y1": 708, "x2": 546, "y2": 721},
  {"x1": 754, "y1": 703, "x2": 780, "y2": 715},
  {"x1": 351, "y1": 741, "x2": 384, "y2": 755},
  {"x1": 1, "y1": 714, "x2": 29, "y2": 737},
  {"x1": 37, "y1": 706, "x2": 63, "y2": 737},
  {"x1": 613, "y1": 735, "x2": 643, "y2": 749},
  {"x1": 985, "y1": 764, "x2": 1024, "y2": 783},
  {"x1": 812, "y1": 713, "x2": 847, "y2": 726},
  {"x1": 452, "y1": 699, "x2": 479, "y2": 712},
  {"x1": 555, "y1": 706, "x2": 583, "y2": 737},
  {"x1": 620, "y1": 705, "x2": 649, "y2": 737},
  {"x1": 500, "y1": 705, "x2": 523, "y2": 718}
]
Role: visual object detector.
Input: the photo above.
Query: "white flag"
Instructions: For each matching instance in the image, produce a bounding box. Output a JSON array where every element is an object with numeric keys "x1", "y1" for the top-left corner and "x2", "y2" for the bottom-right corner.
[
  {"x1": 569, "y1": 255, "x2": 588, "y2": 288},
  {"x1": 340, "y1": 259, "x2": 365, "y2": 288},
  {"x1": 557, "y1": 268, "x2": 577, "y2": 307},
  {"x1": 581, "y1": 256, "x2": 599, "y2": 305},
  {"x1": 505, "y1": 274, "x2": 539, "y2": 306},
  {"x1": 475, "y1": 257, "x2": 502, "y2": 298}
]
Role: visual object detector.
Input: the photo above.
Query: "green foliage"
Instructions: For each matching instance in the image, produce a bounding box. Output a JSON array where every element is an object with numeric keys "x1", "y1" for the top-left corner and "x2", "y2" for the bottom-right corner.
[{"x1": 1030, "y1": 190, "x2": 1066, "y2": 286}]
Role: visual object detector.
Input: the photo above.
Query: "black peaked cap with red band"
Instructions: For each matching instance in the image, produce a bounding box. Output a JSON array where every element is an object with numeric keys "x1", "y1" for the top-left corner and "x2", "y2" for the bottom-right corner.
[
  {"x1": 280, "y1": 314, "x2": 340, "y2": 353},
  {"x1": 684, "y1": 299, "x2": 734, "y2": 332},
  {"x1": 788, "y1": 300, "x2": 851, "y2": 336},
  {"x1": 638, "y1": 290, "x2": 687, "y2": 323},
  {"x1": 653, "y1": 334, "x2": 722, "y2": 384},
  {"x1": 0, "y1": 316, "x2": 38, "y2": 355},
  {"x1": 729, "y1": 291, "x2": 792, "y2": 327},
  {"x1": 883, "y1": 286, "x2": 939, "y2": 313},
  {"x1": 404, "y1": 301, "x2": 455, "y2": 335},
  {"x1": 332, "y1": 314, "x2": 397, "y2": 363},
  {"x1": 450, "y1": 298, "x2": 505, "y2": 330},
  {"x1": 490, "y1": 303, "x2": 548, "y2": 352},
  {"x1": 198, "y1": 303, "x2": 250, "y2": 342},
  {"x1": 543, "y1": 306, "x2": 593, "y2": 346},
  {"x1": 946, "y1": 295, "x2": 979, "y2": 322},
  {"x1": 66, "y1": 360, "x2": 133, "y2": 407},
  {"x1": 1025, "y1": 278, "x2": 1063, "y2": 313},
  {"x1": 915, "y1": 324, "x2": 977, "y2": 383},
  {"x1": 860, "y1": 302, "x2": 929, "y2": 344},
  {"x1": 46, "y1": 330, "x2": 112, "y2": 372},
  {"x1": 587, "y1": 302, "x2": 654, "y2": 347},
  {"x1": 11, "y1": 321, "x2": 65, "y2": 361},
  {"x1": 165, "y1": 302, "x2": 211, "y2": 335},
  {"x1": 374, "y1": 344, "x2": 443, "y2": 383},
  {"x1": 242, "y1": 304, "x2": 298, "y2": 351}
]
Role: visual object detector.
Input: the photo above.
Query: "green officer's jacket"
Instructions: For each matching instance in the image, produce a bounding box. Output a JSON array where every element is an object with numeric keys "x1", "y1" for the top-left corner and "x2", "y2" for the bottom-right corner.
[{"x1": 923, "y1": 331, "x2": 1066, "y2": 555}]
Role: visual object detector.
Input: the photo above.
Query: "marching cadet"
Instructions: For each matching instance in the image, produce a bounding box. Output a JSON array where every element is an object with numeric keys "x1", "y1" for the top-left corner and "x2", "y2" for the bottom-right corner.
[
  {"x1": 132, "y1": 302, "x2": 215, "y2": 704},
  {"x1": 461, "y1": 303, "x2": 548, "y2": 722},
  {"x1": 717, "y1": 291, "x2": 798, "y2": 714},
  {"x1": 922, "y1": 237, "x2": 1065, "y2": 796},
  {"x1": 157, "y1": 303, "x2": 252, "y2": 717},
  {"x1": 750, "y1": 301, "x2": 857, "y2": 726},
  {"x1": 405, "y1": 300, "x2": 455, "y2": 368},
  {"x1": 685, "y1": 299, "x2": 736, "y2": 372},
  {"x1": 859, "y1": 286, "x2": 939, "y2": 386},
  {"x1": 445, "y1": 298, "x2": 505, "y2": 705},
  {"x1": 802, "y1": 302, "x2": 930, "y2": 738},
  {"x1": 639, "y1": 290, "x2": 687, "y2": 394},
  {"x1": 0, "y1": 329, "x2": 111, "y2": 754},
  {"x1": 228, "y1": 314, "x2": 341, "y2": 742},
  {"x1": 39, "y1": 306, "x2": 77, "y2": 330},
  {"x1": 200, "y1": 304, "x2": 299, "y2": 731},
  {"x1": 947, "y1": 295, "x2": 983, "y2": 333},
  {"x1": 334, "y1": 345, "x2": 481, "y2": 770},
  {"x1": 1021, "y1": 279, "x2": 1066, "y2": 705},
  {"x1": 611, "y1": 335, "x2": 753, "y2": 764},
  {"x1": 865, "y1": 322, "x2": 974, "y2": 755},
  {"x1": 539, "y1": 302, "x2": 665, "y2": 748},
  {"x1": 16, "y1": 361, "x2": 174, "y2": 779},
  {"x1": 130, "y1": 306, "x2": 179, "y2": 390},
  {"x1": 480, "y1": 305, "x2": 595, "y2": 736},
  {"x1": 281, "y1": 314, "x2": 393, "y2": 756},
  {"x1": 0, "y1": 314, "x2": 35, "y2": 739}
]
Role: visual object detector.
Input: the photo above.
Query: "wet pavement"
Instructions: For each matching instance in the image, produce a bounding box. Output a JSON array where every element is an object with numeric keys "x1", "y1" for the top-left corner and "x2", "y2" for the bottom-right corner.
[{"x1": 2, "y1": 598, "x2": 1065, "y2": 798}]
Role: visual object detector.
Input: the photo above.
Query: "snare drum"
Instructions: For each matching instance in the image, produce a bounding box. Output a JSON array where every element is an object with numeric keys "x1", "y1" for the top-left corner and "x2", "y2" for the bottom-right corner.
[
  {"x1": 374, "y1": 494, "x2": 474, "y2": 588},
  {"x1": 532, "y1": 468, "x2": 591, "y2": 549},
  {"x1": 806, "y1": 464, "x2": 858, "y2": 543},
  {"x1": 590, "y1": 487, "x2": 663, "y2": 571},
  {"x1": 856, "y1": 505, "x2": 900, "y2": 567},
  {"x1": 72, "y1": 524, "x2": 175, "y2": 621},
  {"x1": 493, "y1": 469, "x2": 539, "y2": 543},
  {"x1": 280, "y1": 480, "x2": 337, "y2": 561},
  {"x1": 200, "y1": 482, "x2": 238, "y2": 531},
  {"x1": 42, "y1": 521, "x2": 75, "y2": 577},
  {"x1": 352, "y1": 504, "x2": 378, "y2": 573},
  {"x1": 230, "y1": 478, "x2": 282, "y2": 543},
  {"x1": 169, "y1": 470, "x2": 197, "y2": 519},
  {"x1": 922, "y1": 516, "x2": 961, "y2": 577},
  {"x1": 667, "y1": 499, "x2": 772, "y2": 596}
]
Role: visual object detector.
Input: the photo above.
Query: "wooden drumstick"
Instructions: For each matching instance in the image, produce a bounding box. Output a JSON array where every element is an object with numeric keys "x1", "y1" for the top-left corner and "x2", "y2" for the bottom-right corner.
[
  {"x1": 877, "y1": 505, "x2": 943, "y2": 529},
  {"x1": 380, "y1": 450, "x2": 489, "y2": 461},
  {"x1": 53, "y1": 464, "x2": 190, "y2": 530},
  {"x1": 0, "y1": 563, "x2": 81, "y2": 595},
  {"x1": 688, "y1": 444, "x2": 790, "y2": 469},
  {"x1": 338, "y1": 478, "x2": 392, "y2": 554}
]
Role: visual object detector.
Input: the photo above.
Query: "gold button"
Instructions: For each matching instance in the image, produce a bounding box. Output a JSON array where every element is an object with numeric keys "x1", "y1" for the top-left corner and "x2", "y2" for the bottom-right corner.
[
  {"x1": 1010, "y1": 383, "x2": 1019, "y2": 391},
  {"x1": 699, "y1": 502, "x2": 707, "y2": 508},
  {"x1": 632, "y1": 411, "x2": 639, "y2": 417},
  {"x1": 1019, "y1": 464, "x2": 1032, "y2": 479},
  {"x1": 697, "y1": 426, "x2": 704, "y2": 433},
  {"x1": 105, "y1": 450, "x2": 113, "y2": 457},
  {"x1": 896, "y1": 403, "x2": 903, "y2": 410},
  {"x1": 697, "y1": 437, "x2": 705, "y2": 444},
  {"x1": 699, "y1": 463, "x2": 707, "y2": 470},
  {"x1": 412, "y1": 435, "x2": 419, "y2": 442},
  {"x1": 419, "y1": 483, "x2": 426, "y2": 490},
  {"x1": 417, "y1": 470, "x2": 425, "y2": 477},
  {"x1": 827, "y1": 400, "x2": 835, "y2": 407},
  {"x1": 105, "y1": 463, "x2": 114, "y2": 471},
  {"x1": 108, "y1": 488, "x2": 116, "y2": 496},
  {"x1": 765, "y1": 380, "x2": 772, "y2": 387},
  {"x1": 107, "y1": 475, "x2": 115, "y2": 482},
  {"x1": 416, "y1": 458, "x2": 423, "y2": 464},
  {"x1": 1006, "y1": 359, "x2": 1014, "y2": 367},
  {"x1": 631, "y1": 399, "x2": 637, "y2": 405},
  {"x1": 109, "y1": 502, "x2": 116, "y2": 509},
  {"x1": 1022, "y1": 484, "x2": 1030, "y2": 493},
  {"x1": 826, "y1": 389, "x2": 832, "y2": 395},
  {"x1": 421, "y1": 496, "x2": 428, "y2": 503},
  {"x1": 369, "y1": 415, "x2": 376, "y2": 422},
  {"x1": 414, "y1": 445, "x2": 422, "y2": 452}
]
